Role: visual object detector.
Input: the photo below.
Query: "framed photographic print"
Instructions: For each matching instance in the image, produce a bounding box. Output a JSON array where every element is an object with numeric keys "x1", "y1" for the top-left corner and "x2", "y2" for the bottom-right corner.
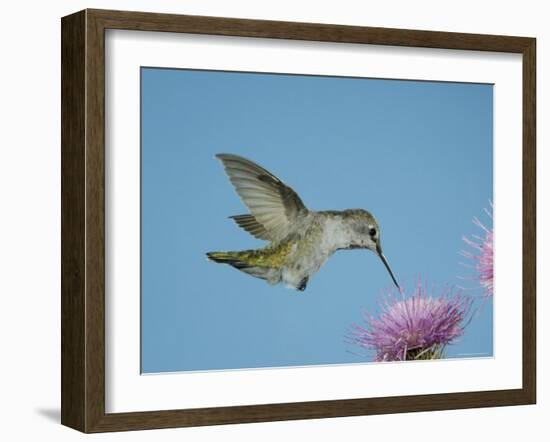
[{"x1": 61, "y1": 9, "x2": 536, "y2": 433}]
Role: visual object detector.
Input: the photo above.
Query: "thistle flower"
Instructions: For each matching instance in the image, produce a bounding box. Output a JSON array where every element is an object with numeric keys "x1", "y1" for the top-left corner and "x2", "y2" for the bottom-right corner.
[
  {"x1": 461, "y1": 204, "x2": 494, "y2": 296},
  {"x1": 348, "y1": 283, "x2": 472, "y2": 362}
]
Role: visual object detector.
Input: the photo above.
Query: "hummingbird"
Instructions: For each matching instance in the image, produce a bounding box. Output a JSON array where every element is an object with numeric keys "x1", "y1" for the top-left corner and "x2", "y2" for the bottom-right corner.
[{"x1": 207, "y1": 154, "x2": 400, "y2": 292}]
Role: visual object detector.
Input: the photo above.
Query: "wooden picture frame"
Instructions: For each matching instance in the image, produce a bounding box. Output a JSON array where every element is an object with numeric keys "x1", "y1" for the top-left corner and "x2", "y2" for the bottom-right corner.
[{"x1": 61, "y1": 8, "x2": 536, "y2": 433}]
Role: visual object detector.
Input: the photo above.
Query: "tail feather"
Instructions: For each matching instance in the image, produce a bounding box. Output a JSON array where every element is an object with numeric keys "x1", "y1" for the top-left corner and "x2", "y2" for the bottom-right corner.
[
  {"x1": 206, "y1": 251, "x2": 248, "y2": 269},
  {"x1": 206, "y1": 250, "x2": 280, "y2": 284}
]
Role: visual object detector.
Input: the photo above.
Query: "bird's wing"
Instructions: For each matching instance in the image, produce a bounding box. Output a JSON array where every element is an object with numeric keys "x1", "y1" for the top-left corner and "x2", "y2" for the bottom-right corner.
[
  {"x1": 216, "y1": 153, "x2": 308, "y2": 241},
  {"x1": 229, "y1": 214, "x2": 270, "y2": 240}
]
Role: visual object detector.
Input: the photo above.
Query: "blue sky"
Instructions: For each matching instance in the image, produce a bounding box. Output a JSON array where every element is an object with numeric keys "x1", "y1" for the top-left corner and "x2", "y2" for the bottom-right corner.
[{"x1": 141, "y1": 67, "x2": 493, "y2": 373}]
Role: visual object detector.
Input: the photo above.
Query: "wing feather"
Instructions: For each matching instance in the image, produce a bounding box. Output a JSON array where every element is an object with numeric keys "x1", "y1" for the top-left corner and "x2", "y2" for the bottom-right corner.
[
  {"x1": 216, "y1": 153, "x2": 308, "y2": 241},
  {"x1": 230, "y1": 214, "x2": 270, "y2": 240}
]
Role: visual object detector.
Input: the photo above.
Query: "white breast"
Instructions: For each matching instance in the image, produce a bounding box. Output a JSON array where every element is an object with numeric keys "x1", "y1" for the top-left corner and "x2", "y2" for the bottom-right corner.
[
  {"x1": 319, "y1": 216, "x2": 351, "y2": 253},
  {"x1": 281, "y1": 216, "x2": 351, "y2": 289}
]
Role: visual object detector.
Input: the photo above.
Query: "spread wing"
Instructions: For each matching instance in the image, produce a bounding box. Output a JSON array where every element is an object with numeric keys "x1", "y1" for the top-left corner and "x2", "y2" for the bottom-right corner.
[{"x1": 216, "y1": 154, "x2": 308, "y2": 241}]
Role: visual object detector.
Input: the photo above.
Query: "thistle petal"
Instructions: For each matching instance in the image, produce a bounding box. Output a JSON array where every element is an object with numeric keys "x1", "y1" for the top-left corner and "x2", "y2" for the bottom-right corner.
[
  {"x1": 460, "y1": 203, "x2": 494, "y2": 297},
  {"x1": 347, "y1": 282, "x2": 472, "y2": 362}
]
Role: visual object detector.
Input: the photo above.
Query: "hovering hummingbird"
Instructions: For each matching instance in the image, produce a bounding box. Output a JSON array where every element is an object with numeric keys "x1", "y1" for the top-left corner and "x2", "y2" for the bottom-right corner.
[{"x1": 207, "y1": 154, "x2": 400, "y2": 292}]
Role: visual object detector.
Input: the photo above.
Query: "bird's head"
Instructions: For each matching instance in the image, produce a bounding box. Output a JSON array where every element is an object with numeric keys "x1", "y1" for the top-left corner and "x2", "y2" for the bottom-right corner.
[{"x1": 343, "y1": 209, "x2": 400, "y2": 291}]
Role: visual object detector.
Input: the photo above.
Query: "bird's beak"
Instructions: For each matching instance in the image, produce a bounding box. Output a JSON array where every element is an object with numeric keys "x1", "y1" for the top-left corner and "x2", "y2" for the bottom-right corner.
[{"x1": 376, "y1": 244, "x2": 400, "y2": 291}]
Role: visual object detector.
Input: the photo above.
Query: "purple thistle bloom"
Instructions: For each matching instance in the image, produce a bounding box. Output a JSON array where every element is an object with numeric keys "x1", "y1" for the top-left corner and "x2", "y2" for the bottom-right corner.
[
  {"x1": 460, "y1": 204, "x2": 494, "y2": 296},
  {"x1": 348, "y1": 283, "x2": 472, "y2": 362}
]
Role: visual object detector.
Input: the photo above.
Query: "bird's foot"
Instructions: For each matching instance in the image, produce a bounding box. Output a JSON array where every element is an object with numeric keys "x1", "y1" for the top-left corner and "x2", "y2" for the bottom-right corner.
[{"x1": 296, "y1": 277, "x2": 309, "y2": 292}]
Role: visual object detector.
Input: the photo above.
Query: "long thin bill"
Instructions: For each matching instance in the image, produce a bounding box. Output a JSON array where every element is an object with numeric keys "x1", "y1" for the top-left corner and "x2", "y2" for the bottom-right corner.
[{"x1": 379, "y1": 253, "x2": 400, "y2": 291}]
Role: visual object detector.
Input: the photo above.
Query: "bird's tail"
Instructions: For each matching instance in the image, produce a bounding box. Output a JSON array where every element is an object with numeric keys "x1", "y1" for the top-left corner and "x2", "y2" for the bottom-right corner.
[
  {"x1": 206, "y1": 251, "x2": 249, "y2": 269},
  {"x1": 206, "y1": 250, "x2": 279, "y2": 284}
]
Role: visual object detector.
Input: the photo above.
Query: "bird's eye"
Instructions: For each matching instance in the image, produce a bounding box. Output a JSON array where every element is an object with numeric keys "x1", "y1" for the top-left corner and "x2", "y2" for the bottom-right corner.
[{"x1": 369, "y1": 227, "x2": 377, "y2": 237}]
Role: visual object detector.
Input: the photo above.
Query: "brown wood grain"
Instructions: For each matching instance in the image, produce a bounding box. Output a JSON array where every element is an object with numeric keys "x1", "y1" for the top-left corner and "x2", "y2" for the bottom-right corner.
[
  {"x1": 61, "y1": 10, "x2": 86, "y2": 432},
  {"x1": 522, "y1": 38, "x2": 537, "y2": 403},
  {"x1": 61, "y1": 8, "x2": 537, "y2": 433}
]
